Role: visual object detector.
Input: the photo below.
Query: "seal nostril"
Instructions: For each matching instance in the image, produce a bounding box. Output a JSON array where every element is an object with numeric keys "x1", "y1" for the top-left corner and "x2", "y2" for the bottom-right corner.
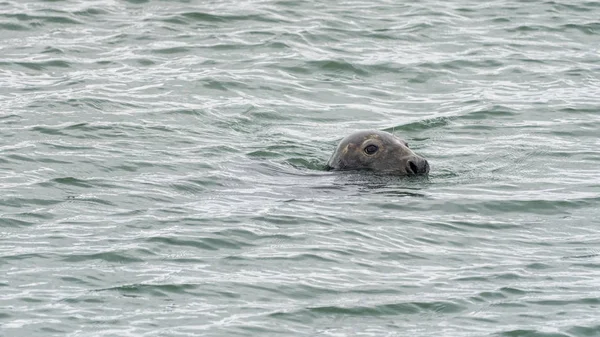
[{"x1": 408, "y1": 161, "x2": 418, "y2": 175}]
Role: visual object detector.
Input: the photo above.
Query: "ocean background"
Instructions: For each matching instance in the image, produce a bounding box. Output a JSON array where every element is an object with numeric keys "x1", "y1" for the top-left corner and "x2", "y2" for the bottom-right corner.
[{"x1": 1, "y1": 0, "x2": 600, "y2": 336}]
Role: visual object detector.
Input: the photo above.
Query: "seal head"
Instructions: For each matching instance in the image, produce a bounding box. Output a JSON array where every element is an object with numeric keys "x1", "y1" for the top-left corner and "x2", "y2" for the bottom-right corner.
[{"x1": 327, "y1": 130, "x2": 429, "y2": 175}]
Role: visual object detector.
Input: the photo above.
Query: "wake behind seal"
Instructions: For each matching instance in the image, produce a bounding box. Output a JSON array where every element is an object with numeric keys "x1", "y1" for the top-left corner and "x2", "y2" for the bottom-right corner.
[{"x1": 326, "y1": 130, "x2": 429, "y2": 175}]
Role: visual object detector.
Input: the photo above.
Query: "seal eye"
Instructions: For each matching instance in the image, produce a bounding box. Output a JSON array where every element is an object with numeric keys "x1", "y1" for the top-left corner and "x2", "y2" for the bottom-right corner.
[{"x1": 364, "y1": 144, "x2": 378, "y2": 155}]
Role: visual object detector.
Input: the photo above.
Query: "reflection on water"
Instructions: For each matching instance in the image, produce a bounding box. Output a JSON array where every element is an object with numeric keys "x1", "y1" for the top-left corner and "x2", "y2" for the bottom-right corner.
[{"x1": 1, "y1": 0, "x2": 600, "y2": 336}]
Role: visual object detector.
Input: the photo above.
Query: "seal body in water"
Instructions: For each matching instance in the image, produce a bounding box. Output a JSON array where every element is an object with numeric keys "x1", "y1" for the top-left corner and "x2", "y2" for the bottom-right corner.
[{"x1": 326, "y1": 130, "x2": 429, "y2": 175}]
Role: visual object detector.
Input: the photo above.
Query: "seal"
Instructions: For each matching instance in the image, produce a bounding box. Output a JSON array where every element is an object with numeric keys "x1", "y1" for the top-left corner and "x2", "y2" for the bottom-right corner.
[{"x1": 326, "y1": 130, "x2": 429, "y2": 175}]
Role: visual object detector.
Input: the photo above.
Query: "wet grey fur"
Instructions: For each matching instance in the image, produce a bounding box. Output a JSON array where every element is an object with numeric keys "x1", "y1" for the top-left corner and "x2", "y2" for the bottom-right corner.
[{"x1": 327, "y1": 130, "x2": 429, "y2": 175}]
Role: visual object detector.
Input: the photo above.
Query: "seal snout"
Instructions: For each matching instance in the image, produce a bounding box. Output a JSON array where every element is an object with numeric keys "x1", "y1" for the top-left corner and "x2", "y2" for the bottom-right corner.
[{"x1": 407, "y1": 157, "x2": 429, "y2": 175}]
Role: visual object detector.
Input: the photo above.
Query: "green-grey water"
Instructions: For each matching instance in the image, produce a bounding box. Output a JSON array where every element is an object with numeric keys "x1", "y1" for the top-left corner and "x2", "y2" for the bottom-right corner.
[{"x1": 1, "y1": 0, "x2": 600, "y2": 336}]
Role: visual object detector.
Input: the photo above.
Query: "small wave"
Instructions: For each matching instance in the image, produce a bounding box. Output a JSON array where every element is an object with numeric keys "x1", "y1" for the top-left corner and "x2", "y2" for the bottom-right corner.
[
  {"x1": 98, "y1": 282, "x2": 200, "y2": 296},
  {"x1": 460, "y1": 105, "x2": 519, "y2": 120},
  {"x1": 1, "y1": 13, "x2": 82, "y2": 25},
  {"x1": 386, "y1": 116, "x2": 452, "y2": 133},
  {"x1": 567, "y1": 325, "x2": 600, "y2": 336},
  {"x1": 272, "y1": 299, "x2": 465, "y2": 320},
  {"x1": 62, "y1": 251, "x2": 147, "y2": 263},
  {"x1": 159, "y1": 11, "x2": 283, "y2": 25},
  {"x1": 14, "y1": 60, "x2": 71, "y2": 71},
  {"x1": 0, "y1": 217, "x2": 35, "y2": 227},
  {"x1": 562, "y1": 22, "x2": 600, "y2": 35},
  {"x1": 497, "y1": 329, "x2": 571, "y2": 337},
  {"x1": 72, "y1": 8, "x2": 111, "y2": 17},
  {"x1": 505, "y1": 22, "x2": 600, "y2": 35},
  {"x1": 151, "y1": 46, "x2": 190, "y2": 55},
  {"x1": 52, "y1": 177, "x2": 94, "y2": 188},
  {"x1": 1, "y1": 253, "x2": 49, "y2": 261},
  {"x1": 148, "y1": 235, "x2": 255, "y2": 251},
  {"x1": 0, "y1": 23, "x2": 29, "y2": 31},
  {"x1": 1, "y1": 197, "x2": 61, "y2": 207},
  {"x1": 305, "y1": 60, "x2": 369, "y2": 76}
]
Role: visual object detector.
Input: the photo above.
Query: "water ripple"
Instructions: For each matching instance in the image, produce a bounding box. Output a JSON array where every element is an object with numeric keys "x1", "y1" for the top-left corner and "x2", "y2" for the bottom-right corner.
[{"x1": 1, "y1": 0, "x2": 600, "y2": 336}]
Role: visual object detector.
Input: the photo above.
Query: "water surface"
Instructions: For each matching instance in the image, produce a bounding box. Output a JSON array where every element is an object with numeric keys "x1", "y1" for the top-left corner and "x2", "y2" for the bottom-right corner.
[{"x1": 1, "y1": 0, "x2": 600, "y2": 336}]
